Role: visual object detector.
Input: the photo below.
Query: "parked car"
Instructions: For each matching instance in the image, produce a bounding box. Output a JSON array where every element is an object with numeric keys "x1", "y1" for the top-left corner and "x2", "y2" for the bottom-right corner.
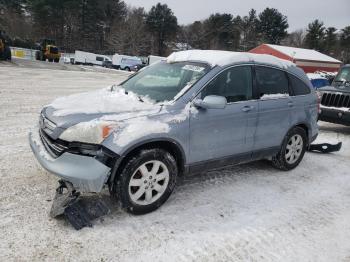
[
  {"x1": 307, "y1": 73, "x2": 330, "y2": 89},
  {"x1": 147, "y1": 55, "x2": 165, "y2": 65},
  {"x1": 74, "y1": 50, "x2": 112, "y2": 66},
  {"x1": 29, "y1": 50, "x2": 319, "y2": 215},
  {"x1": 318, "y1": 64, "x2": 350, "y2": 126},
  {"x1": 112, "y1": 54, "x2": 143, "y2": 71}
]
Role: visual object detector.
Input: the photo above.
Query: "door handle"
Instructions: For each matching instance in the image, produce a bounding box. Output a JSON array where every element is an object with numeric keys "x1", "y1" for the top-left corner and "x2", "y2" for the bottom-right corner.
[
  {"x1": 241, "y1": 105, "x2": 254, "y2": 112},
  {"x1": 288, "y1": 101, "x2": 294, "y2": 107}
]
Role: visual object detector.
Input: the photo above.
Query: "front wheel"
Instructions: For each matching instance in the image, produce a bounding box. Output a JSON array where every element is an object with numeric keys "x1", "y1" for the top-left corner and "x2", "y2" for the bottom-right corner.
[
  {"x1": 116, "y1": 149, "x2": 178, "y2": 215},
  {"x1": 271, "y1": 127, "x2": 307, "y2": 171}
]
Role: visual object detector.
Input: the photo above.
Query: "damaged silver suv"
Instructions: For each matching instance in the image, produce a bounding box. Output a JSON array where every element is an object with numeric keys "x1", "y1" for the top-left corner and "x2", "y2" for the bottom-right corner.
[{"x1": 29, "y1": 50, "x2": 318, "y2": 215}]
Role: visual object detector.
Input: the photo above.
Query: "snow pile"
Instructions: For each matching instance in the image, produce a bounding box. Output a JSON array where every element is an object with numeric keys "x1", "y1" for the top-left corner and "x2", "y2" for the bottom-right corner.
[
  {"x1": 50, "y1": 86, "x2": 157, "y2": 116},
  {"x1": 167, "y1": 50, "x2": 295, "y2": 69},
  {"x1": 261, "y1": 93, "x2": 289, "y2": 100},
  {"x1": 307, "y1": 73, "x2": 327, "y2": 80}
]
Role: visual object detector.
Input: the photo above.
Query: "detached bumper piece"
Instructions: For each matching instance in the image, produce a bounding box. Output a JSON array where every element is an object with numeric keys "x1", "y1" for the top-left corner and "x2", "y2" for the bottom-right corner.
[
  {"x1": 51, "y1": 180, "x2": 110, "y2": 230},
  {"x1": 308, "y1": 142, "x2": 342, "y2": 154}
]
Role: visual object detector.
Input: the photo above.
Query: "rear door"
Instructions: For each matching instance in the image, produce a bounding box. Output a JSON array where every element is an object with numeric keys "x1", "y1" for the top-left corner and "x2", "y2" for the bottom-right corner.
[
  {"x1": 253, "y1": 66, "x2": 292, "y2": 152},
  {"x1": 288, "y1": 73, "x2": 316, "y2": 135},
  {"x1": 189, "y1": 65, "x2": 258, "y2": 164}
]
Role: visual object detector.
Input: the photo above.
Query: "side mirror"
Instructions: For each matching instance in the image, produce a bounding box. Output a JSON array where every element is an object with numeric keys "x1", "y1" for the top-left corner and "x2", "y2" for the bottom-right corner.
[{"x1": 193, "y1": 95, "x2": 227, "y2": 109}]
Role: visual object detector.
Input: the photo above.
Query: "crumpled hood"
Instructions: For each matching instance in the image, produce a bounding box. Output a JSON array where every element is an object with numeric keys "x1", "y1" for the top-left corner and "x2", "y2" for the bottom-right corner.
[
  {"x1": 44, "y1": 86, "x2": 161, "y2": 132},
  {"x1": 318, "y1": 84, "x2": 350, "y2": 94}
]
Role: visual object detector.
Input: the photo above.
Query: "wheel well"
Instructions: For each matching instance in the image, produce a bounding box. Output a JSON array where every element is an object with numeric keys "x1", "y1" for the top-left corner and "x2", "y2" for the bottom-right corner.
[
  {"x1": 111, "y1": 140, "x2": 185, "y2": 185},
  {"x1": 295, "y1": 123, "x2": 309, "y2": 140}
]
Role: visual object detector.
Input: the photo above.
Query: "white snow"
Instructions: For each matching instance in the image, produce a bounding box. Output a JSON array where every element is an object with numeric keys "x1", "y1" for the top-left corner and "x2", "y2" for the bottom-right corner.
[
  {"x1": 50, "y1": 86, "x2": 157, "y2": 117},
  {"x1": 266, "y1": 44, "x2": 342, "y2": 63},
  {"x1": 167, "y1": 50, "x2": 295, "y2": 69},
  {"x1": 261, "y1": 93, "x2": 289, "y2": 100},
  {"x1": 1, "y1": 60, "x2": 350, "y2": 261},
  {"x1": 113, "y1": 117, "x2": 170, "y2": 147},
  {"x1": 307, "y1": 73, "x2": 328, "y2": 80}
]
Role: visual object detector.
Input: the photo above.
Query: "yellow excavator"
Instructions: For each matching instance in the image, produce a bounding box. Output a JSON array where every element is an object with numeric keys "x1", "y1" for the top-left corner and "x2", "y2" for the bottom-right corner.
[
  {"x1": 0, "y1": 31, "x2": 11, "y2": 61},
  {"x1": 35, "y1": 39, "x2": 61, "y2": 62}
]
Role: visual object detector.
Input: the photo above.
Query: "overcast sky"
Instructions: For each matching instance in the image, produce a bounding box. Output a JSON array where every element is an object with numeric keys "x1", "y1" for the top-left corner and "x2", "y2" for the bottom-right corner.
[{"x1": 124, "y1": 0, "x2": 350, "y2": 31}]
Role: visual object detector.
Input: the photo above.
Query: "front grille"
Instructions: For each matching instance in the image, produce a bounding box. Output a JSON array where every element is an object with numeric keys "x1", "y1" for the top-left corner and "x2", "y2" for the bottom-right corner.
[
  {"x1": 321, "y1": 92, "x2": 350, "y2": 108},
  {"x1": 39, "y1": 129, "x2": 68, "y2": 157}
]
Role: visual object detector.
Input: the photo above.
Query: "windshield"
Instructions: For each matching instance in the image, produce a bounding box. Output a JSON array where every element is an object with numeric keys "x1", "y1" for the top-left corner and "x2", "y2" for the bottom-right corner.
[
  {"x1": 332, "y1": 67, "x2": 350, "y2": 86},
  {"x1": 121, "y1": 61, "x2": 210, "y2": 102}
]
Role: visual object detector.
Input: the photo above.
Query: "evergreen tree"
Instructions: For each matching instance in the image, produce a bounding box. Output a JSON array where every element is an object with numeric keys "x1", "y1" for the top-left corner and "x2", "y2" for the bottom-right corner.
[
  {"x1": 146, "y1": 3, "x2": 178, "y2": 56},
  {"x1": 257, "y1": 8, "x2": 288, "y2": 44},
  {"x1": 304, "y1": 19, "x2": 325, "y2": 51},
  {"x1": 340, "y1": 26, "x2": 350, "y2": 63},
  {"x1": 202, "y1": 13, "x2": 235, "y2": 50},
  {"x1": 239, "y1": 9, "x2": 259, "y2": 51},
  {"x1": 324, "y1": 27, "x2": 337, "y2": 55}
]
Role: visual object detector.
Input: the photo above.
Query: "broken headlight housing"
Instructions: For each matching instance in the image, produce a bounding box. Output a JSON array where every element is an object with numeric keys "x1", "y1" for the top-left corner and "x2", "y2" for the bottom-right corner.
[{"x1": 59, "y1": 121, "x2": 117, "y2": 144}]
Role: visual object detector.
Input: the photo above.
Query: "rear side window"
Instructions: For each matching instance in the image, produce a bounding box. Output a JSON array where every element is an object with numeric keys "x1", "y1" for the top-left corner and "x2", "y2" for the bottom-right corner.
[
  {"x1": 289, "y1": 74, "x2": 311, "y2": 95},
  {"x1": 255, "y1": 66, "x2": 289, "y2": 97},
  {"x1": 201, "y1": 66, "x2": 253, "y2": 103}
]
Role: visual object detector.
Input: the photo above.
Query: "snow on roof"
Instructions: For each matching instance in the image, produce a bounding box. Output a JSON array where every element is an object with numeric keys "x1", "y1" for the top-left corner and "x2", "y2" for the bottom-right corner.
[
  {"x1": 266, "y1": 44, "x2": 342, "y2": 63},
  {"x1": 167, "y1": 50, "x2": 294, "y2": 69}
]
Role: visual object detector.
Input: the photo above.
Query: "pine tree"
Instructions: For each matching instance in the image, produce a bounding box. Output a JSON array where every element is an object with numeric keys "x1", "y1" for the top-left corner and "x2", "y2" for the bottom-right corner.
[
  {"x1": 239, "y1": 9, "x2": 259, "y2": 51},
  {"x1": 340, "y1": 26, "x2": 350, "y2": 63},
  {"x1": 304, "y1": 19, "x2": 325, "y2": 52},
  {"x1": 146, "y1": 3, "x2": 178, "y2": 56},
  {"x1": 257, "y1": 8, "x2": 288, "y2": 45},
  {"x1": 324, "y1": 27, "x2": 337, "y2": 56}
]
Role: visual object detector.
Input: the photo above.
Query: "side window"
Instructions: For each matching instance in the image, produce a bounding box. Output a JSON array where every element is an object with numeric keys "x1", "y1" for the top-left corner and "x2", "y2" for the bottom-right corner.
[
  {"x1": 96, "y1": 56, "x2": 104, "y2": 62},
  {"x1": 255, "y1": 67, "x2": 289, "y2": 98},
  {"x1": 289, "y1": 74, "x2": 311, "y2": 96},
  {"x1": 201, "y1": 66, "x2": 253, "y2": 103}
]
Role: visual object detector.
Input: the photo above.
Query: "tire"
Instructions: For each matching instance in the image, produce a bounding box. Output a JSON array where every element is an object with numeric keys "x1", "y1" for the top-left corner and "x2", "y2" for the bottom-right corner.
[
  {"x1": 125, "y1": 67, "x2": 130, "y2": 71},
  {"x1": 54, "y1": 58, "x2": 59, "y2": 63},
  {"x1": 116, "y1": 148, "x2": 178, "y2": 215},
  {"x1": 4, "y1": 46, "x2": 11, "y2": 61},
  {"x1": 271, "y1": 127, "x2": 307, "y2": 171},
  {"x1": 35, "y1": 51, "x2": 40, "y2": 61}
]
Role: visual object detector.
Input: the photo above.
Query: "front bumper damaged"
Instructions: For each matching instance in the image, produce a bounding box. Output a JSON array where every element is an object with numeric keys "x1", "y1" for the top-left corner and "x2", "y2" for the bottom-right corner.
[{"x1": 29, "y1": 130, "x2": 111, "y2": 193}]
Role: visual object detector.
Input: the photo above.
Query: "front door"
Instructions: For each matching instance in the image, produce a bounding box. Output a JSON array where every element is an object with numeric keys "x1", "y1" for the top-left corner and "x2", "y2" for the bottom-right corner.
[{"x1": 189, "y1": 65, "x2": 258, "y2": 165}]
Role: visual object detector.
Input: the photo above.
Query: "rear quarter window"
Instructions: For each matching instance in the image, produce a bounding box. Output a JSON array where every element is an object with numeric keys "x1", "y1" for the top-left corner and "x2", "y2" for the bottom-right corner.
[
  {"x1": 289, "y1": 74, "x2": 311, "y2": 95},
  {"x1": 255, "y1": 66, "x2": 289, "y2": 97}
]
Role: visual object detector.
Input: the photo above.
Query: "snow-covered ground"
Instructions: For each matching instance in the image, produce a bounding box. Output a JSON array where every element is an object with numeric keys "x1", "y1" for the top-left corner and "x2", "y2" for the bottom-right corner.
[{"x1": 1, "y1": 60, "x2": 350, "y2": 261}]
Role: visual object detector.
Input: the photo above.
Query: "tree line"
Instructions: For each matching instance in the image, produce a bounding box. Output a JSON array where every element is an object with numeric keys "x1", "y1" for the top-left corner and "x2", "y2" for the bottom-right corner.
[{"x1": 0, "y1": 0, "x2": 349, "y2": 62}]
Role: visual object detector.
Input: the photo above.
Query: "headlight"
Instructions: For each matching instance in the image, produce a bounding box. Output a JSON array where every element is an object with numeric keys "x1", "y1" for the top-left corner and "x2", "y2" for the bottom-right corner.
[{"x1": 59, "y1": 121, "x2": 117, "y2": 144}]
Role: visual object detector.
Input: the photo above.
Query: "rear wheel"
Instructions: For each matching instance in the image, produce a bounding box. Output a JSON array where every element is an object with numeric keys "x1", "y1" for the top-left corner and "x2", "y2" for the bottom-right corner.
[
  {"x1": 116, "y1": 148, "x2": 178, "y2": 215},
  {"x1": 125, "y1": 67, "x2": 130, "y2": 71},
  {"x1": 271, "y1": 127, "x2": 307, "y2": 171}
]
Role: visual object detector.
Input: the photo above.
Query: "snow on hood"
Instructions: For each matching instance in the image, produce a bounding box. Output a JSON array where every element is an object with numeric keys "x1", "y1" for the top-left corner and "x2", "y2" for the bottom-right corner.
[{"x1": 49, "y1": 86, "x2": 157, "y2": 117}]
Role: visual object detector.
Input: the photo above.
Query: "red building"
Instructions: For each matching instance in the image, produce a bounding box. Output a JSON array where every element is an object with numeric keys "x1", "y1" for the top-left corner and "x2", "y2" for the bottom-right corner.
[{"x1": 249, "y1": 44, "x2": 342, "y2": 73}]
